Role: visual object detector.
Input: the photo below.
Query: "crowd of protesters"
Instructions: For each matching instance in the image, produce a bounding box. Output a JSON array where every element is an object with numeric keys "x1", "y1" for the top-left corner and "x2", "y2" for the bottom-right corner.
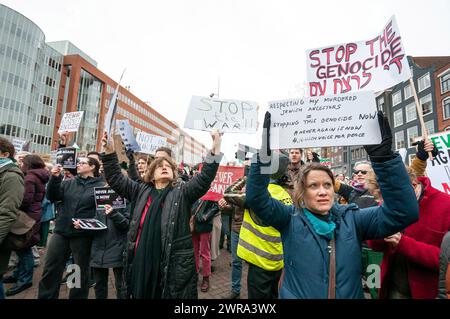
[{"x1": 0, "y1": 110, "x2": 450, "y2": 300}]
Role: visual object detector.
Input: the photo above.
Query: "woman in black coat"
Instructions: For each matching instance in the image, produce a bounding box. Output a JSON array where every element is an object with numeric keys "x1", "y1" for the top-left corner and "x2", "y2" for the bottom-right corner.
[
  {"x1": 38, "y1": 156, "x2": 104, "y2": 299},
  {"x1": 100, "y1": 130, "x2": 222, "y2": 299}
]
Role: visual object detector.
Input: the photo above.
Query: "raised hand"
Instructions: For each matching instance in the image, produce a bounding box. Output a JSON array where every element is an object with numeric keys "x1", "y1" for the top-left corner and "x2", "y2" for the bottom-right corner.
[
  {"x1": 101, "y1": 131, "x2": 115, "y2": 154},
  {"x1": 363, "y1": 111, "x2": 393, "y2": 162}
]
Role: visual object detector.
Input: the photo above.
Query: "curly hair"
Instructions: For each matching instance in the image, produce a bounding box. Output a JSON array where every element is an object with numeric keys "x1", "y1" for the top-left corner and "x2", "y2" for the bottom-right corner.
[{"x1": 143, "y1": 156, "x2": 178, "y2": 185}]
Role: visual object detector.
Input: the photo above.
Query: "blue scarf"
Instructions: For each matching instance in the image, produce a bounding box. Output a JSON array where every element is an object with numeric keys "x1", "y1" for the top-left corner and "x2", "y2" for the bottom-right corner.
[
  {"x1": 303, "y1": 208, "x2": 336, "y2": 240},
  {"x1": 0, "y1": 158, "x2": 13, "y2": 168}
]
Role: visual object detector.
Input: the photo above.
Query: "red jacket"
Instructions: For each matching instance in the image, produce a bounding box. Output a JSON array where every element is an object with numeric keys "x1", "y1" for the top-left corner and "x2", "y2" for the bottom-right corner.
[{"x1": 368, "y1": 176, "x2": 450, "y2": 299}]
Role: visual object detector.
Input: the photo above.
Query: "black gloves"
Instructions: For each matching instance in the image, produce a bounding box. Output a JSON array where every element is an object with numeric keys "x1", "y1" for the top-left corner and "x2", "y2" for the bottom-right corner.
[
  {"x1": 416, "y1": 140, "x2": 438, "y2": 161},
  {"x1": 363, "y1": 111, "x2": 394, "y2": 163},
  {"x1": 125, "y1": 148, "x2": 134, "y2": 162},
  {"x1": 261, "y1": 111, "x2": 271, "y2": 158}
]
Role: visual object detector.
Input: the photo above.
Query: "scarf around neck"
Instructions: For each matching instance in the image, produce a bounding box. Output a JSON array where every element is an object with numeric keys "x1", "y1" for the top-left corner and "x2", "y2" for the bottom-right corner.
[
  {"x1": 303, "y1": 208, "x2": 336, "y2": 240},
  {"x1": 131, "y1": 186, "x2": 171, "y2": 299},
  {"x1": 0, "y1": 158, "x2": 13, "y2": 168}
]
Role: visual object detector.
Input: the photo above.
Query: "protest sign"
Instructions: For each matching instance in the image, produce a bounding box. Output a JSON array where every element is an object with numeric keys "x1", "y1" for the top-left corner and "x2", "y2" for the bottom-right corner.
[
  {"x1": 136, "y1": 132, "x2": 167, "y2": 155},
  {"x1": 184, "y1": 96, "x2": 258, "y2": 133},
  {"x1": 58, "y1": 111, "x2": 84, "y2": 133},
  {"x1": 320, "y1": 158, "x2": 331, "y2": 168},
  {"x1": 268, "y1": 91, "x2": 381, "y2": 149},
  {"x1": 306, "y1": 16, "x2": 410, "y2": 96},
  {"x1": 425, "y1": 132, "x2": 450, "y2": 195},
  {"x1": 116, "y1": 119, "x2": 141, "y2": 152},
  {"x1": 12, "y1": 138, "x2": 26, "y2": 154},
  {"x1": 72, "y1": 218, "x2": 107, "y2": 230},
  {"x1": 104, "y1": 70, "x2": 125, "y2": 139},
  {"x1": 56, "y1": 147, "x2": 77, "y2": 169},
  {"x1": 201, "y1": 166, "x2": 245, "y2": 201},
  {"x1": 94, "y1": 187, "x2": 127, "y2": 210}
]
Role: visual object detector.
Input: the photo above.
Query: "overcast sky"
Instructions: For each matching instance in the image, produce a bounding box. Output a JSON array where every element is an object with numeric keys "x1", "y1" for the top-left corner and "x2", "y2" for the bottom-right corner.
[{"x1": 2, "y1": 0, "x2": 449, "y2": 160}]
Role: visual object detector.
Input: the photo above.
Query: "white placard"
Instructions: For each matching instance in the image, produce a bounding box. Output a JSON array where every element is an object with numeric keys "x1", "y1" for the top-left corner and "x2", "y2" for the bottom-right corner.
[
  {"x1": 116, "y1": 119, "x2": 141, "y2": 152},
  {"x1": 136, "y1": 132, "x2": 167, "y2": 155},
  {"x1": 306, "y1": 16, "x2": 411, "y2": 96},
  {"x1": 58, "y1": 111, "x2": 84, "y2": 133},
  {"x1": 268, "y1": 91, "x2": 382, "y2": 149},
  {"x1": 12, "y1": 138, "x2": 26, "y2": 153},
  {"x1": 426, "y1": 132, "x2": 450, "y2": 195},
  {"x1": 184, "y1": 96, "x2": 258, "y2": 133}
]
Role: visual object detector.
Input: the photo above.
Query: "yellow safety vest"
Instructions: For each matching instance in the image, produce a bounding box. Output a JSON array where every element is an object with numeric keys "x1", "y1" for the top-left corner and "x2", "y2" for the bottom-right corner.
[{"x1": 237, "y1": 184, "x2": 293, "y2": 271}]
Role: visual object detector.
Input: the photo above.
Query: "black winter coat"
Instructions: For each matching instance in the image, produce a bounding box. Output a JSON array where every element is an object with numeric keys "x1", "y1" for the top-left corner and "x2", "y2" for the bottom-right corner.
[
  {"x1": 90, "y1": 207, "x2": 129, "y2": 268},
  {"x1": 47, "y1": 175, "x2": 105, "y2": 237},
  {"x1": 101, "y1": 151, "x2": 221, "y2": 299}
]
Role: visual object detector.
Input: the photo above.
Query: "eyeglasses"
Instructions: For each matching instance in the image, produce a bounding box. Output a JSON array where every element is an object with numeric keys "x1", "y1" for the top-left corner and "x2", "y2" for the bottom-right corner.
[{"x1": 353, "y1": 170, "x2": 368, "y2": 175}]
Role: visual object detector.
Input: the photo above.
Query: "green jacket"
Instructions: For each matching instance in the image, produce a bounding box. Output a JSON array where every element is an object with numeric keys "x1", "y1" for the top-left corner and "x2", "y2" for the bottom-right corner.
[{"x1": 0, "y1": 161, "x2": 24, "y2": 275}]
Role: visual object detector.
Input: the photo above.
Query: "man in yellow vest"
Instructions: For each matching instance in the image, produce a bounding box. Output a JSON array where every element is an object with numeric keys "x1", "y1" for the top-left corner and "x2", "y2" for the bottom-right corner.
[{"x1": 237, "y1": 152, "x2": 292, "y2": 299}]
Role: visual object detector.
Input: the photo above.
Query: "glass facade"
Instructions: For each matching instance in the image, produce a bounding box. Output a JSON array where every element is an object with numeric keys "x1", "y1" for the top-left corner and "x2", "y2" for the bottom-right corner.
[
  {"x1": 0, "y1": 4, "x2": 62, "y2": 153},
  {"x1": 75, "y1": 69, "x2": 103, "y2": 151}
]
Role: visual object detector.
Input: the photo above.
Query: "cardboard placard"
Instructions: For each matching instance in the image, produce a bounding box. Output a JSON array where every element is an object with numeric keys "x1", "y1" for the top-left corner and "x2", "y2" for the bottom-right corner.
[
  {"x1": 56, "y1": 147, "x2": 77, "y2": 169},
  {"x1": 426, "y1": 132, "x2": 450, "y2": 195},
  {"x1": 136, "y1": 132, "x2": 167, "y2": 155},
  {"x1": 268, "y1": 91, "x2": 381, "y2": 149},
  {"x1": 94, "y1": 187, "x2": 127, "y2": 210},
  {"x1": 201, "y1": 165, "x2": 245, "y2": 201},
  {"x1": 184, "y1": 96, "x2": 258, "y2": 133},
  {"x1": 58, "y1": 111, "x2": 84, "y2": 133},
  {"x1": 116, "y1": 119, "x2": 141, "y2": 152},
  {"x1": 306, "y1": 16, "x2": 411, "y2": 96}
]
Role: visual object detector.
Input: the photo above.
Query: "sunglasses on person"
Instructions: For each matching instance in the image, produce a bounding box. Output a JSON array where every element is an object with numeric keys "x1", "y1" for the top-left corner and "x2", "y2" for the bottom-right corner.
[{"x1": 353, "y1": 169, "x2": 368, "y2": 175}]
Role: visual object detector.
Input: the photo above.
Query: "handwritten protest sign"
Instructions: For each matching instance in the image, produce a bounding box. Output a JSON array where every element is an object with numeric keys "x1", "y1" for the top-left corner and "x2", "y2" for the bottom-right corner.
[
  {"x1": 268, "y1": 91, "x2": 381, "y2": 149},
  {"x1": 201, "y1": 166, "x2": 245, "y2": 201},
  {"x1": 184, "y1": 96, "x2": 258, "y2": 133},
  {"x1": 12, "y1": 138, "x2": 26, "y2": 154},
  {"x1": 56, "y1": 147, "x2": 77, "y2": 169},
  {"x1": 58, "y1": 112, "x2": 84, "y2": 133},
  {"x1": 94, "y1": 187, "x2": 127, "y2": 210},
  {"x1": 426, "y1": 132, "x2": 450, "y2": 195},
  {"x1": 136, "y1": 132, "x2": 167, "y2": 155},
  {"x1": 116, "y1": 119, "x2": 141, "y2": 152},
  {"x1": 307, "y1": 16, "x2": 411, "y2": 96}
]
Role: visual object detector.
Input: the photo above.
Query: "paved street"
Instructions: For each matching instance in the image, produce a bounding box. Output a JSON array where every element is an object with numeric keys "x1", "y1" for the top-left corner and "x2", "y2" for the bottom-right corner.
[{"x1": 3, "y1": 244, "x2": 248, "y2": 299}]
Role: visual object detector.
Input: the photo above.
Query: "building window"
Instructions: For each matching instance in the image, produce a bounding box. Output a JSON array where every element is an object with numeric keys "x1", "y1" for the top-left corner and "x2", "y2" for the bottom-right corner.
[
  {"x1": 443, "y1": 97, "x2": 450, "y2": 120},
  {"x1": 376, "y1": 96, "x2": 385, "y2": 111},
  {"x1": 418, "y1": 73, "x2": 431, "y2": 92},
  {"x1": 394, "y1": 109, "x2": 403, "y2": 127},
  {"x1": 407, "y1": 126, "x2": 419, "y2": 148},
  {"x1": 405, "y1": 103, "x2": 417, "y2": 122},
  {"x1": 395, "y1": 131, "x2": 405, "y2": 149},
  {"x1": 420, "y1": 94, "x2": 433, "y2": 116},
  {"x1": 404, "y1": 84, "x2": 413, "y2": 100},
  {"x1": 441, "y1": 71, "x2": 450, "y2": 94},
  {"x1": 424, "y1": 120, "x2": 435, "y2": 135},
  {"x1": 392, "y1": 91, "x2": 402, "y2": 106}
]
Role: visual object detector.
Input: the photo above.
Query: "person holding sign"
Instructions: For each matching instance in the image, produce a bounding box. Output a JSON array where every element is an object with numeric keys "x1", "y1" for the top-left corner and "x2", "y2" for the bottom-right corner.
[
  {"x1": 100, "y1": 129, "x2": 223, "y2": 299},
  {"x1": 245, "y1": 111, "x2": 419, "y2": 299},
  {"x1": 38, "y1": 156, "x2": 104, "y2": 299}
]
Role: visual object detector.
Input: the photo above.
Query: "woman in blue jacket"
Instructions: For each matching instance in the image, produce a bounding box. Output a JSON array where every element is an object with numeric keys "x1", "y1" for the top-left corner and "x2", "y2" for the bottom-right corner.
[{"x1": 246, "y1": 112, "x2": 419, "y2": 299}]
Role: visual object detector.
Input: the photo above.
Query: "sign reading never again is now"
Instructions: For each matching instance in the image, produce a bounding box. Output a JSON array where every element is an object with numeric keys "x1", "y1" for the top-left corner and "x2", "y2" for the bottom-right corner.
[
  {"x1": 306, "y1": 15, "x2": 411, "y2": 96},
  {"x1": 426, "y1": 131, "x2": 450, "y2": 195},
  {"x1": 199, "y1": 165, "x2": 245, "y2": 201},
  {"x1": 268, "y1": 91, "x2": 381, "y2": 149},
  {"x1": 184, "y1": 96, "x2": 258, "y2": 133}
]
